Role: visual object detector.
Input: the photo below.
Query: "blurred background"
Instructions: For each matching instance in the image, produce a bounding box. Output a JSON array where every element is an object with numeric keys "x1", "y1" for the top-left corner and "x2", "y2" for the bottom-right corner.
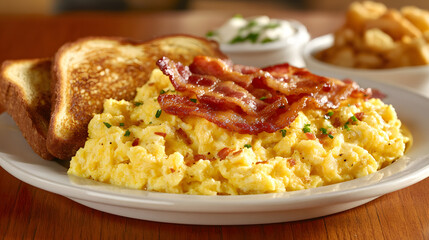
[{"x1": 0, "y1": 0, "x2": 428, "y2": 15}]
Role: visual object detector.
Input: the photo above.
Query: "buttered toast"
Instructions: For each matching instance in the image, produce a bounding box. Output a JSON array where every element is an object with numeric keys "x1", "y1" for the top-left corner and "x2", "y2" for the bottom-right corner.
[
  {"x1": 0, "y1": 58, "x2": 53, "y2": 160},
  {"x1": 48, "y1": 35, "x2": 227, "y2": 160}
]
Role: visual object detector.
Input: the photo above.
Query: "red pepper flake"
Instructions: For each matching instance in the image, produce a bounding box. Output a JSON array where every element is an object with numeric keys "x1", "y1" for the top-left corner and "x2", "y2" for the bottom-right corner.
[
  {"x1": 332, "y1": 117, "x2": 341, "y2": 128},
  {"x1": 170, "y1": 168, "x2": 175, "y2": 173},
  {"x1": 184, "y1": 160, "x2": 194, "y2": 166},
  {"x1": 176, "y1": 128, "x2": 192, "y2": 145},
  {"x1": 305, "y1": 132, "x2": 316, "y2": 140},
  {"x1": 355, "y1": 112, "x2": 365, "y2": 121},
  {"x1": 287, "y1": 158, "x2": 296, "y2": 166},
  {"x1": 217, "y1": 147, "x2": 233, "y2": 160},
  {"x1": 232, "y1": 149, "x2": 243, "y2": 156},
  {"x1": 154, "y1": 132, "x2": 167, "y2": 137},
  {"x1": 194, "y1": 154, "x2": 207, "y2": 161},
  {"x1": 256, "y1": 160, "x2": 269, "y2": 164},
  {"x1": 132, "y1": 138, "x2": 140, "y2": 146}
]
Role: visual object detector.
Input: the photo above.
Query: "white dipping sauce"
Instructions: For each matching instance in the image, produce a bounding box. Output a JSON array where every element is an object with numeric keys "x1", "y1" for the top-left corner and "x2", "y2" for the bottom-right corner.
[{"x1": 208, "y1": 15, "x2": 295, "y2": 45}]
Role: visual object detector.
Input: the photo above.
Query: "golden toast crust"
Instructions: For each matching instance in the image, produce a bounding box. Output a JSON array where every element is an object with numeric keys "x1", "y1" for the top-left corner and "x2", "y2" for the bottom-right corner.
[
  {"x1": 47, "y1": 35, "x2": 227, "y2": 160},
  {"x1": 0, "y1": 59, "x2": 53, "y2": 160}
]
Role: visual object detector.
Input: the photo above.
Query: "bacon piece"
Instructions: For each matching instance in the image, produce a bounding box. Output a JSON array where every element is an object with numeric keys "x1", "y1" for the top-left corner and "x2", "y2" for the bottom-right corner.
[
  {"x1": 156, "y1": 56, "x2": 381, "y2": 135},
  {"x1": 154, "y1": 132, "x2": 167, "y2": 137},
  {"x1": 176, "y1": 128, "x2": 192, "y2": 145},
  {"x1": 305, "y1": 133, "x2": 316, "y2": 140},
  {"x1": 194, "y1": 154, "x2": 207, "y2": 161},
  {"x1": 217, "y1": 147, "x2": 233, "y2": 160},
  {"x1": 261, "y1": 63, "x2": 328, "y2": 96},
  {"x1": 189, "y1": 56, "x2": 253, "y2": 88},
  {"x1": 355, "y1": 112, "x2": 365, "y2": 121},
  {"x1": 132, "y1": 138, "x2": 140, "y2": 146},
  {"x1": 158, "y1": 56, "x2": 266, "y2": 116},
  {"x1": 158, "y1": 94, "x2": 293, "y2": 134},
  {"x1": 262, "y1": 64, "x2": 360, "y2": 109}
]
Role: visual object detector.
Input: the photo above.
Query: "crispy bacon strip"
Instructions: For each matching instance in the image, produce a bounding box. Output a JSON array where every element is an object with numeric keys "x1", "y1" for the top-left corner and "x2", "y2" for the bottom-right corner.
[
  {"x1": 189, "y1": 56, "x2": 253, "y2": 88},
  {"x1": 158, "y1": 94, "x2": 296, "y2": 134},
  {"x1": 156, "y1": 56, "x2": 379, "y2": 135},
  {"x1": 158, "y1": 56, "x2": 266, "y2": 116}
]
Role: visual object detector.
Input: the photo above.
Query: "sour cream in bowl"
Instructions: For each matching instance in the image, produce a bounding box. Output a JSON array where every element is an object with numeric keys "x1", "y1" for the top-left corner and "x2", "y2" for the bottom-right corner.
[{"x1": 207, "y1": 15, "x2": 310, "y2": 68}]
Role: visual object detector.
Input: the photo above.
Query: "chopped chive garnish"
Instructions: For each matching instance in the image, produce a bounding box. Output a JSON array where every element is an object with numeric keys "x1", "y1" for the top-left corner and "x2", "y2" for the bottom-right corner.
[
  {"x1": 303, "y1": 124, "x2": 311, "y2": 133},
  {"x1": 351, "y1": 115, "x2": 358, "y2": 122},
  {"x1": 206, "y1": 31, "x2": 215, "y2": 37},
  {"x1": 244, "y1": 144, "x2": 252, "y2": 148},
  {"x1": 119, "y1": 123, "x2": 125, "y2": 126},
  {"x1": 134, "y1": 102, "x2": 143, "y2": 106},
  {"x1": 124, "y1": 129, "x2": 130, "y2": 136},
  {"x1": 280, "y1": 129, "x2": 287, "y2": 137},
  {"x1": 324, "y1": 111, "x2": 334, "y2": 120},
  {"x1": 155, "y1": 109, "x2": 162, "y2": 118},
  {"x1": 259, "y1": 96, "x2": 267, "y2": 100},
  {"x1": 190, "y1": 98, "x2": 197, "y2": 103},
  {"x1": 103, "y1": 122, "x2": 112, "y2": 128},
  {"x1": 320, "y1": 128, "x2": 334, "y2": 139},
  {"x1": 160, "y1": 89, "x2": 166, "y2": 94},
  {"x1": 344, "y1": 122, "x2": 350, "y2": 131}
]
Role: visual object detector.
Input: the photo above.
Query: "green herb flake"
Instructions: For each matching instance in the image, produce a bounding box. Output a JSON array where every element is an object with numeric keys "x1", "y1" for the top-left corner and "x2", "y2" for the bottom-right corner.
[
  {"x1": 160, "y1": 89, "x2": 166, "y2": 94},
  {"x1": 320, "y1": 128, "x2": 334, "y2": 139},
  {"x1": 351, "y1": 115, "x2": 358, "y2": 122},
  {"x1": 324, "y1": 111, "x2": 334, "y2": 120},
  {"x1": 259, "y1": 96, "x2": 267, "y2": 100},
  {"x1": 190, "y1": 98, "x2": 197, "y2": 103},
  {"x1": 344, "y1": 122, "x2": 351, "y2": 131},
  {"x1": 103, "y1": 122, "x2": 112, "y2": 128},
  {"x1": 244, "y1": 144, "x2": 252, "y2": 148},
  {"x1": 302, "y1": 124, "x2": 311, "y2": 133},
  {"x1": 206, "y1": 31, "x2": 215, "y2": 38},
  {"x1": 264, "y1": 22, "x2": 281, "y2": 29},
  {"x1": 261, "y1": 38, "x2": 276, "y2": 44},
  {"x1": 280, "y1": 129, "x2": 287, "y2": 137},
  {"x1": 134, "y1": 102, "x2": 143, "y2": 106},
  {"x1": 124, "y1": 129, "x2": 131, "y2": 137},
  {"x1": 119, "y1": 123, "x2": 125, "y2": 127},
  {"x1": 155, "y1": 109, "x2": 162, "y2": 118}
]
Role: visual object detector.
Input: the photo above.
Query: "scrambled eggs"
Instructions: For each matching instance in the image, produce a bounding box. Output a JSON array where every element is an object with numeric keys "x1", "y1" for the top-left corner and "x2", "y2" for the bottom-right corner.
[{"x1": 68, "y1": 69, "x2": 409, "y2": 195}]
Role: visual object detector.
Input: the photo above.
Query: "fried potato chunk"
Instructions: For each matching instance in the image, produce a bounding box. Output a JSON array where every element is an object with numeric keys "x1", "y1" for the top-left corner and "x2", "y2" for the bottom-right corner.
[{"x1": 316, "y1": 1, "x2": 429, "y2": 69}]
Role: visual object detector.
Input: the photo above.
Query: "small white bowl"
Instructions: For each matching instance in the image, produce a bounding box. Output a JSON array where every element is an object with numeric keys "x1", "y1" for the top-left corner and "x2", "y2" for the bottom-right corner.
[
  {"x1": 220, "y1": 20, "x2": 310, "y2": 68},
  {"x1": 303, "y1": 34, "x2": 429, "y2": 98}
]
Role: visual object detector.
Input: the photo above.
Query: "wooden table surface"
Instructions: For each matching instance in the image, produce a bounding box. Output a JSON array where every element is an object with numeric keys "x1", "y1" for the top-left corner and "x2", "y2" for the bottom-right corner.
[{"x1": 0, "y1": 9, "x2": 428, "y2": 240}]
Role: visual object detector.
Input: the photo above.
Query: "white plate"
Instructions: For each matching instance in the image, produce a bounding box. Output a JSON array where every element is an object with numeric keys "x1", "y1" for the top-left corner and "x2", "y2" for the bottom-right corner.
[
  {"x1": 303, "y1": 34, "x2": 429, "y2": 98},
  {"x1": 1, "y1": 79, "x2": 429, "y2": 225}
]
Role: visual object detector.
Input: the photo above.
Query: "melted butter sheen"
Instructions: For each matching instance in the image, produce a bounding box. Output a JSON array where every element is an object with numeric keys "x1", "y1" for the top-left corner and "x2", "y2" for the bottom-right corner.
[{"x1": 68, "y1": 69, "x2": 410, "y2": 195}]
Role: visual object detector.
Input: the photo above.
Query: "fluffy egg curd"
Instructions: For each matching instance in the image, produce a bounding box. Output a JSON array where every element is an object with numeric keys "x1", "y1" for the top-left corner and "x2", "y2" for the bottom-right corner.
[{"x1": 68, "y1": 69, "x2": 410, "y2": 195}]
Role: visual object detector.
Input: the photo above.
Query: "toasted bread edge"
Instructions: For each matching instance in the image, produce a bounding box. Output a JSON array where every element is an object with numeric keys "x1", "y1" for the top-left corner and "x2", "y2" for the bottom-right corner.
[
  {"x1": 0, "y1": 59, "x2": 54, "y2": 160},
  {"x1": 47, "y1": 34, "x2": 227, "y2": 160}
]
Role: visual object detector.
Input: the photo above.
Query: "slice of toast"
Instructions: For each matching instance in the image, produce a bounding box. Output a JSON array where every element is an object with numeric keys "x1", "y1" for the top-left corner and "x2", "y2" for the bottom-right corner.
[
  {"x1": 0, "y1": 58, "x2": 54, "y2": 160},
  {"x1": 48, "y1": 35, "x2": 227, "y2": 160}
]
